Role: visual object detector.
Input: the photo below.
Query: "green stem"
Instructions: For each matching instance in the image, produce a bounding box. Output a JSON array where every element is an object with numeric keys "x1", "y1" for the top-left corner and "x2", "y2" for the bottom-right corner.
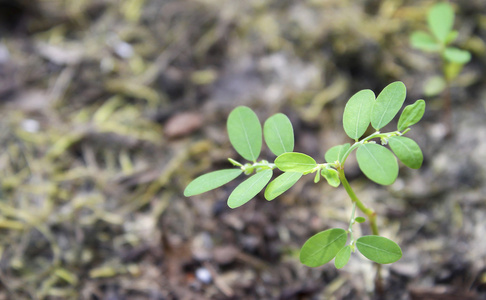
[
  {"x1": 241, "y1": 160, "x2": 276, "y2": 174},
  {"x1": 443, "y1": 76, "x2": 453, "y2": 137},
  {"x1": 337, "y1": 167, "x2": 382, "y2": 293},
  {"x1": 339, "y1": 130, "x2": 408, "y2": 166},
  {"x1": 337, "y1": 168, "x2": 378, "y2": 235},
  {"x1": 441, "y1": 49, "x2": 453, "y2": 137},
  {"x1": 348, "y1": 202, "x2": 357, "y2": 246}
]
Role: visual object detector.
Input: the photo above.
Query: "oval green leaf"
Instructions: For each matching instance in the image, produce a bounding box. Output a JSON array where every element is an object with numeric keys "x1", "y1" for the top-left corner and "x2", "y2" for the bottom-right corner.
[
  {"x1": 321, "y1": 168, "x2": 341, "y2": 188},
  {"x1": 343, "y1": 89, "x2": 375, "y2": 140},
  {"x1": 371, "y1": 81, "x2": 407, "y2": 130},
  {"x1": 354, "y1": 216, "x2": 366, "y2": 223},
  {"x1": 334, "y1": 245, "x2": 351, "y2": 269},
  {"x1": 388, "y1": 136, "x2": 423, "y2": 169},
  {"x1": 184, "y1": 169, "x2": 243, "y2": 196},
  {"x1": 397, "y1": 99, "x2": 426, "y2": 131},
  {"x1": 410, "y1": 31, "x2": 440, "y2": 52},
  {"x1": 300, "y1": 228, "x2": 348, "y2": 267},
  {"x1": 445, "y1": 30, "x2": 459, "y2": 44},
  {"x1": 227, "y1": 106, "x2": 262, "y2": 162},
  {"x1": 325, "y1": 143, "x2": 350, "y2": 163},
  {"x1": 443, "y1": 47, "x2": 471, "y2": 64},
  {"x1": 424, "y1": 76, "x2": 446, "y2": 97},
  {"x1": 444, "y1": 61, "x2": 465, "y2": 81},
  {"x1": 264, "y1": 113, "x2": 294, "y2": 156},
  {"x1": 264, "y1": 172, "x2": 302, "y2": 201},
  {"x1": 227, "y1": 169, "x2": 272, "y2": 208},
  {"x1": 314, "y1": 170, "x2": 321, "y2": 183},
  {"x1": 356, "y1": 143, "x2": 398, "y2": 185},
  {"x1": 275, "y1": 152, "x2": 317, "y2": 173},
  {"x1": 356, "y1": 235, "x2": 402, "y2": 264},
  {"x1": 428, "y1": 2, "x2": 454, "y2": 44}
]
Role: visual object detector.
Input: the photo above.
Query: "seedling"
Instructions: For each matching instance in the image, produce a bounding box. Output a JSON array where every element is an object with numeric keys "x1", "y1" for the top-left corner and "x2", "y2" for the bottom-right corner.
[
  {"x1": 185, "y1": 82, "x2": 424, "y2": 281},
  {"x1": 410, "y1": 2, "x2": 470, "y2": 131}
]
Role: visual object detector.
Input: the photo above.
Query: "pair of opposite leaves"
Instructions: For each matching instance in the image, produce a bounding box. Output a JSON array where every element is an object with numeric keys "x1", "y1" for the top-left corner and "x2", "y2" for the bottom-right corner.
[{"x1": 299, "y1": 228, "x2": 403, "y2": 268}]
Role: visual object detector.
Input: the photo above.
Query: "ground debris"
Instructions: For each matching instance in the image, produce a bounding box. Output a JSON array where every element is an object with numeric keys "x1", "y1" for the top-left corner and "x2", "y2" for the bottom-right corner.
[
  {"x1": 409, "y1": 286, "x2": 479, "y2": 300},
  {"x1": 0, "y1": 0, "x2": 486, "y2": 299}
]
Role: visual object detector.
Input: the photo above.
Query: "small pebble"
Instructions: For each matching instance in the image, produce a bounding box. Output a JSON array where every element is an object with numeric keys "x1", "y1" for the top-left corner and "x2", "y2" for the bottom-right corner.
[
  {"x1": 114, "y1": 41, "x2": 134, "y2": 59},
  {"x1": 195, "y1": 267, "x2": 212, "y2": 284},
  {"x1": 21, "y1": 119, "x2": 40, "y2": 133},
  {"x1": 213, "y1": 245, "x2": 238, "y2": 265},
  {"x1": 0, "y1": 43, "x2": 10, "y2": 63},
  {"x1": 164, "y1": 112, "x2": 203, "y2": 139}
]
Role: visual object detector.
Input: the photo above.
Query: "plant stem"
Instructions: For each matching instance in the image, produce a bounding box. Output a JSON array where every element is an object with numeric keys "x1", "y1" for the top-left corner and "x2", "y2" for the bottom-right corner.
[
  {"x1": 337, "y1": 168, "x2": 378, "y2": 234},
  {"x1": 443, "y1": 80, "x2": 453, "y2": 137},
  {"x1": 441, "y1": 52, "x2": 453, "y2": 137},
  {"x1": 337, "y1": 167, "x2": 383, "y2": 294},
  {"x1": 339, "y1": 130, "x2": 408, "y2": 166},
  {"x1": 348, "y1": 202, "x2": 357, "y2": 246}
]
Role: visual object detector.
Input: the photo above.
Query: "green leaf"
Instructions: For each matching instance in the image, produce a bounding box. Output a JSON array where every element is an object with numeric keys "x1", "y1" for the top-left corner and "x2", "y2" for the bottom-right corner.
[
  {"x1": 371, "y1": 81, "x2": 407, "y2": 130},
  {"x1": 275, "y1": 152, "x2": 317, "y2": 173},
  {"x1": 264, "y1": 172, "x2": 302, "y2": 201},
  {"x1": 388, "y1": 136, "x2": 423, "y2": 169},
  {"x1": 424, "y1": 76, "x2": 446, "y2": 97},
  {"x1": 321, "y1": 168, "x2": 341, "y2": 187},
  {"x1": 228, "y1": 158, "x2": 243, "y2": 167},
  {"x1": 410, "y1": 31, "x2": 441, "y2": 52},
  {"x1": 227, "y1": 169, "x2": 272, "y2": 208},
  {"x1": 354, "y1": 217, "x2": 366, "y2": 223},
  {"x1": 264, "y1": 113, "x2": 294, "y2": 156},
  {"x1": 184, "y1": 169, "x2": 243, "y2": 196},
  {"x1": 334, "y1": 246, "x2": 351, "y2": 269},
  {"x1": 300, "y1": 228, "x2": 348, "y2": 267},
  {"x1": 356, "y1": 144, "x2": 398, "y2": 185},
  {"x1": 445, "y1": 30, "x2": 459, "y2": 44},
  {"x1": 428, "y1": 2, "x2": 454, "y2": 44},
  {"x1": 343, "y1": 89, "x2": 375, "y2": 140},
  {"x1": 314, "y1": 170, "x2": 321, "y2": 183},
  {"x1": 325, "y1": 143, "x2": 350, "y2": 163},
  {"x1": 443, "y1": 47, "x2": 471, "y2": 64},
  {"x1": 227, "y1": 106, "x2": 262, "y2": 162},
  {"x1": 444, "y1": 61, "x2": 465, "y2": 81},
  {"x1": 397, "y1": 99, "x2": 426, "y2": 131},
  {"x1": 356, "y1": 235, "x2": 402, "y2": 264}
]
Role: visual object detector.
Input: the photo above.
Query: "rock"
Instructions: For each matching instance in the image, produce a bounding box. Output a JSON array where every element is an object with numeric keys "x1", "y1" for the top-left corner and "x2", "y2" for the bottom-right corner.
[
  {"x1": 213, "y1": 245, "x2": 239, "y2": 265},
  {"x1": 191, "y1": 232, "x2": 214, "y2": 261},
  {"x1": 195, "y1": 267, "x2": 212, "y2": 284},
  {"x1": 164, "y1": 112, "x2": 204, "y2": 139}
]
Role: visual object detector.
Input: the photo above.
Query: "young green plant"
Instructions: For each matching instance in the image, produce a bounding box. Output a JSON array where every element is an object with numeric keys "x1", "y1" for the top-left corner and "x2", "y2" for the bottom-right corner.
[
  {"x1": 410, "y1": 2, "x2": 470, "y2": 131},
  {"x1": 185, "y1": 81, "x2": 425, "y2": 275}
]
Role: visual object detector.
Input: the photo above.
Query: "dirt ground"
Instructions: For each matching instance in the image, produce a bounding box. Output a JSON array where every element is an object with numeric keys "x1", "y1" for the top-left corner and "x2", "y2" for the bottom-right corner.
[{"x1": 0, "y1": 0, "x2": 486, "y2": 299}]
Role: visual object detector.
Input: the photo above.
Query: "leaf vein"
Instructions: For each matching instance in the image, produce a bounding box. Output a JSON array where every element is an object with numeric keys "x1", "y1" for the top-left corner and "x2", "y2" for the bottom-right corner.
[
  {"x1": 308, "y1": 232, "x2": 346, "y2": 259},
  {"x1": 363, "y1": 145, "x2": 386, "y2": 176},
  {"x1": 238, "y1": 110, "x2": 255, "y2": 160},
  {"x1": 357, "y1": 242, "x2": 400, "y2": 256},
  {"x1": 273, "y1": 121, "x2": 286, "y2": 153}
]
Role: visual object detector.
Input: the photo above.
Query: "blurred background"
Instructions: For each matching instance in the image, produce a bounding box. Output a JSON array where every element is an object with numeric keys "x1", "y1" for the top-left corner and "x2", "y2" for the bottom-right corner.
[{"x1": 0, "y1": 0, "x2": 485, "y2": 299}]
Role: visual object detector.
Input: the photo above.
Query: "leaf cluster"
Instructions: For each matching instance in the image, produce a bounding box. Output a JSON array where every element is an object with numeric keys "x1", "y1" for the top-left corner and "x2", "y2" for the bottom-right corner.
[
  {"x1": 337, "y1": 82, "x2": 424, "y2": 185},
  {"x1": 185, "y1": 81, "x2": 425, "y2": 268},
  {"x1": 184, "y1": 107, "x2": 297, "y2": 208},
  {"x1": 274, "y1": 83, "x2": 424, "y2": 187},
  {"x1": 410, "y1": 2, "x2": 471, "y2": 95},
  {"x1": 300, "y1": 228, "x2": 402, "y2": 269}
]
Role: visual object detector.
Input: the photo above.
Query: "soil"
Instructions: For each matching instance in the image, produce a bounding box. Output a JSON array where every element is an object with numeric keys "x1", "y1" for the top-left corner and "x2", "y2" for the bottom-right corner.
[{"x1": 0, "y1": 0, "x2": 485, "y2": 299}]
